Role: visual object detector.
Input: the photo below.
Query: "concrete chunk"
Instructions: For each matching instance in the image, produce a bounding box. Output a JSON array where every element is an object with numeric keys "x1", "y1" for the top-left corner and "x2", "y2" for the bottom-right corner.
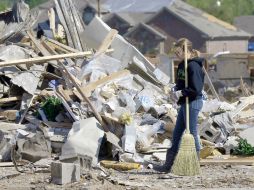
[
  {"x1": 61, "y1": 117, "x2": 104, "y2": 165},
  {"x1": 51, "y1": 161, "x2": 80, "y2": 185}
]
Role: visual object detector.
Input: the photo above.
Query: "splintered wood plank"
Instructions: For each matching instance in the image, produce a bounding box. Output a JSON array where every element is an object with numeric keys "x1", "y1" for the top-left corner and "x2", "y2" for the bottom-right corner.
[
  {"x1": 95, "y1": 29, "x2": 118, "y2": 56},
  {"x1": 200, "y1": 157, "x2": 254, "y2": 166},
  {"x1": 0, "y1": 51, "x2": 93, "y2": 67},
  {"x1": 80, "y1": 69, "x2": 131, "y2": 97},
  {"x1": 0, "y1": 97, "x2": 22, "y2": 104},
  {"x1": 44, "y1": 37, "x2": 79, "y2": 53}
]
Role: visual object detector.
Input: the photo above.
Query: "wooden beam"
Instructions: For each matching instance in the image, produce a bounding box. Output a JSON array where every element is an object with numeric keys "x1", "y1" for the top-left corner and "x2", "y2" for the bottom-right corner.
[
  {"x1": 27, "y1": 31, "x2": 51, "y2": 56},
  {"x1": 200, "y1": 158, "x2": 254, "y2": 166},
  {"x1": 44, "y1": 37, "x2": 79, "y2": 53},
  {"x1": 48, "y1": 8, "x2": 56, "y2": 37},
  {"x1": 0, "y1": 51, "x2": 92, "y2": 67},
  {"x1": 0, "y1": 162, "x2": 22, "y2": 167},
  {"x1": 95, "y1": 29, "x2": 118, "y2": 56},
  {"x1": 0, "y1": 97, "x2": 22, "y2": 104},
  {"x1": 0, "y1": 110, "x2": 18, "y2": 121},
  {"x1": 202, "y1": 67, "x2": 220, "y2": 101},
  {"x1": 44, "y1": 37, "x2": 114, "y2": 54},
  {"x1": 80, "y1": 70, "x2": 131, "y2": 97}
]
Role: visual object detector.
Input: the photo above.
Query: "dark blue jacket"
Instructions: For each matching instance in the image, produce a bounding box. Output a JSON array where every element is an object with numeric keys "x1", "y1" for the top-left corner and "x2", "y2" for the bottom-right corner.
[{"x1": 175, "y1": 57, "x2": 205, "y2": 104}]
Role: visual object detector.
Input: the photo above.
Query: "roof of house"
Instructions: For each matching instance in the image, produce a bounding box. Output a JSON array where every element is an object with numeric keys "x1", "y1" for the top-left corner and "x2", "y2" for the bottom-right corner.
[
  {"x1": 234, "y1": 16, "x2": 254, "y2": 35},
  {"x1": 159, "y1": 0, "x2": 252, "y2": 39},
  {"x1": 103, "y1": 12, "x2": 154, "y2": 26},
  {"x1": 125, "y1": 22, "x2": 167, "y2": 40}
]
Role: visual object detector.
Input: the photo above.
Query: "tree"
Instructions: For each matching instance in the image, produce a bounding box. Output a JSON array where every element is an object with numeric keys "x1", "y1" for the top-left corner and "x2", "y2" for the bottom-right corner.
[{"x1": 186, "y1": 0, "x2": 254, "y2": 23}]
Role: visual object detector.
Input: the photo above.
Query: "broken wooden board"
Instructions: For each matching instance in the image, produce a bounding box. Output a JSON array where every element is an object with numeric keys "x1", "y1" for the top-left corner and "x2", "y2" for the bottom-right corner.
[
  {"x1": 0, "y1": 51, "x2": 93, "y2": 67},
  {"x1": 44, "y1": 37, "x2": 114, "y2": 54},
  {"x1": 0, "y1": 110, "x2": 18, "y2": 121},
  {"x1": 240, "y1": 76, "x2": 251, "y2": 97},
  {"x1": 54, "y1": 0, "x2": 74, "y2": 48},
  {"x1": 0, "y1": 162, "x2": 23, "y2": 167},
  {"x1": 56, "y1": 85, "x2": 77, "y2": 103},
  {"x1": 95, "y1": 29, "x2": 118, "y2": 56},
  {"x1": 79, "y1": 69, "x2": 131, "y2": 97},
  {"x1": 43, "y1": 37, "x2": 79, "y2": 53},
  {"x1": 0, "y1": 96, "x2": 22, "y2": 104},
  {"x1": 200, "y1": 157, "x2": 254, "y2": 166},
  {"x1": 202, "y1": 66, "x2": 220, "y2": 101}
]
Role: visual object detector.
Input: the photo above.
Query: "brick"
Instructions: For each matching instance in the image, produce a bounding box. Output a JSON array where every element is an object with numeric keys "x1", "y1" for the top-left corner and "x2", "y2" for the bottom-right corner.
[{"x1": 200, "y1": 119, "x2": 221, "y2": 143}]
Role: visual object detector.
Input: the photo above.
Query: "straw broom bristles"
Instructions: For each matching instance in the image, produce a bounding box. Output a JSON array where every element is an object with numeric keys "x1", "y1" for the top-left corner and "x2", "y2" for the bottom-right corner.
[{"x1": 171, "y1": 134, "x2": 200, "y2": 176}]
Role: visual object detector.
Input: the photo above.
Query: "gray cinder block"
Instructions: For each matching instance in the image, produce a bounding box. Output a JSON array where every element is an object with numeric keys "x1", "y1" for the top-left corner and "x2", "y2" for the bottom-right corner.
[{"x1": 51, "y1": 161, "x2": 80, "y2": 185}]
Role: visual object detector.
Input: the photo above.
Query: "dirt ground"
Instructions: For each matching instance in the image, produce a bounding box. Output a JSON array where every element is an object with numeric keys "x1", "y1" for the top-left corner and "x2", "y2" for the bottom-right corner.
[{"x1": 1, "y1": 164, "x2": 254, "y2": 190}]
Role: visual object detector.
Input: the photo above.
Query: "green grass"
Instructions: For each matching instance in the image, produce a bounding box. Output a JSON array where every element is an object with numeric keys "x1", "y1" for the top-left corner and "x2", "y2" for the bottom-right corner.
[
  {"x1": 0, "y1": 0, "x2": 47, "y2": 12},
  {"x1": 0, "y1": 0, "x2": 12, "y2": 12},
  {"x1": 25, "y1": 0, "x2": 48, "y2": 8}
]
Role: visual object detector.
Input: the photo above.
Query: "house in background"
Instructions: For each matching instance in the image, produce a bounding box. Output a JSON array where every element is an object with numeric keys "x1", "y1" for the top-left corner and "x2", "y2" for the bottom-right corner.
[
  {"x1": 124, "y1": 23, "x2": 166, "y2": 55},
  {"x1": 103, "y1": 13, "x2": 154, "y2": 35},
  {"x1": 93, "y1": 0, "x2": 251, "y2": 55},
  {"x1": 103, "y1": 14, "x2": 132, "y2": 35},
  {"x1": 146, "y1": 0, "x2": 251, "y2": 54},
  {"x1": 234, "y1": 16, "x2": 254, "y2": 51},
  {"x1": 213, "y1": 53, "x2": 254, "y2": 86}
]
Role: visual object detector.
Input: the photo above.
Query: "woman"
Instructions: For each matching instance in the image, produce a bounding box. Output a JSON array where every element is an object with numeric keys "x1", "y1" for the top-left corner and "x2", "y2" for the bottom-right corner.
[{"x1": 153, "y1": 38, "x2": 205, "y2": 173}]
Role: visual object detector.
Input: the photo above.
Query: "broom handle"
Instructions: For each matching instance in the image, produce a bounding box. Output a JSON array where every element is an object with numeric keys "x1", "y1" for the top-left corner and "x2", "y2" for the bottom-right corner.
[{"x1": 184, "y1": 40, "x2": 190, "y2": 134}]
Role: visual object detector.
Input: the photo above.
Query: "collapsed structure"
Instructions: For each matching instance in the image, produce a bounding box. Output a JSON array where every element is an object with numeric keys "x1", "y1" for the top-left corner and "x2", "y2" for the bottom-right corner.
[{"x1": 0, "y1": 0, "x2": 254, "y2": 185}]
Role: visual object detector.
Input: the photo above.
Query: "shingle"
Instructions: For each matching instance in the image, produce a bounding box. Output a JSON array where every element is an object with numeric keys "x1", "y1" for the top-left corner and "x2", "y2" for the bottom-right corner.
[{"x1": 234, "y1": 16, "x2": 254, "y2": 35}]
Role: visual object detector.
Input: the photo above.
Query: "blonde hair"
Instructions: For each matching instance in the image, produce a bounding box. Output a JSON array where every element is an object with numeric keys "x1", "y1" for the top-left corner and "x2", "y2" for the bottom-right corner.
[{"x1": 172, "y1": 38, "x2": 200, "y2": 58}]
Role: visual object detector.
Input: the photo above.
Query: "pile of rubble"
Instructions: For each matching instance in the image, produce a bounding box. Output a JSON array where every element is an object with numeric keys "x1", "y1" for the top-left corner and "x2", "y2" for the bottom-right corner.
[{"x1": 0, "y1": 0, "x2": 254, "y2": 185}]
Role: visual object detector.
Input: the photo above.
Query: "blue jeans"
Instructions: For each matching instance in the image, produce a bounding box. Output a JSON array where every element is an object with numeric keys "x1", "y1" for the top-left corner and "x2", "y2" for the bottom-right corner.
[{"x1": 170, "y1": 98, "x2": 203, "y2": 153}]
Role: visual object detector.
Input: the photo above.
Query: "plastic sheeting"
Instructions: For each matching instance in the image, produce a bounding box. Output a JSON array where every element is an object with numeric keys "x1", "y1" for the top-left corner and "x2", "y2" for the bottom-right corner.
[
  {"x1": 79, "y1": 54, "x2": 124, "y2": 83},
  {"x1": 202, "y1": 99, "x2": 236, "y2": 113}
]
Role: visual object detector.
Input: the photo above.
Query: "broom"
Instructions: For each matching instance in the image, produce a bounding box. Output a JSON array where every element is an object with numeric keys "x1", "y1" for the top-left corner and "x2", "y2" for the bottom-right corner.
[{"x1": 171, "y1": 40, "x2": 201, "y2": 176}]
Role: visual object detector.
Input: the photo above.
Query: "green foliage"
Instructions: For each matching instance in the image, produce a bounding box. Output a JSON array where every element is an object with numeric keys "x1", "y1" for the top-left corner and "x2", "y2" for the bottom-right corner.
[
  {"x1": 41, "y1": 96, "x2": 63, "y2": 121},
  {"x1": 24, "y1": 0, "x2": 47, "y2": 8},
  {"x1": 0, "y1": 0, "x2": 12, "y2": 11},
  {"x1": 233, "y1": 139, "x2": 254, "y2": 156},
  {"x1": 186, "y1": 0, "x2": 254, "y2": 23},
  {"x1": 0, "y1": 0, "x2": 47, "y2": 11}
]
